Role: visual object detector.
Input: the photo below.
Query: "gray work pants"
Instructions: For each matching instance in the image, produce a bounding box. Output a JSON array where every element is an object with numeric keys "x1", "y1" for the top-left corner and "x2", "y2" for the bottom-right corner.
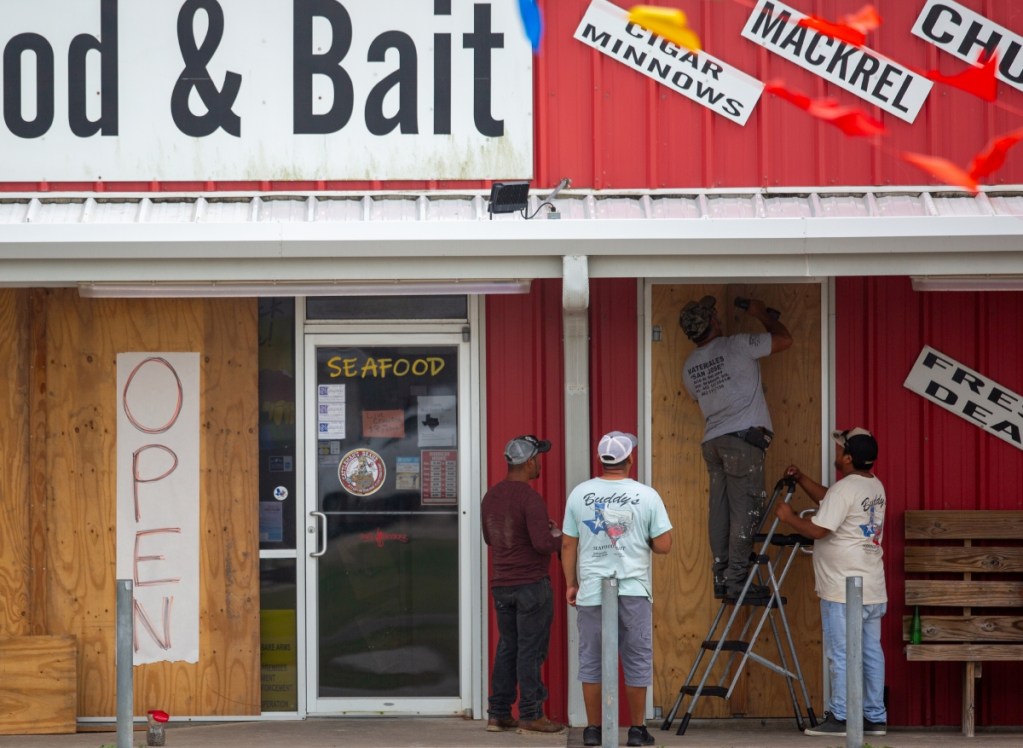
[{"x1": 701, "y1": 434, "x2": 767, "y2": 589}]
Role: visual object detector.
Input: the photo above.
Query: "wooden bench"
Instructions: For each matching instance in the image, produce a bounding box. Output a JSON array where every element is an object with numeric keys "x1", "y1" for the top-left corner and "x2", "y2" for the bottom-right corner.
[{"x1": 903, "y1": 510, "x2": 1023, "y2": 738}]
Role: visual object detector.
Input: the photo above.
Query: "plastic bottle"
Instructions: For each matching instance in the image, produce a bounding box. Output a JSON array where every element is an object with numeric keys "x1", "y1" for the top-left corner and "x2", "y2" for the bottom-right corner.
[
  {"x1": 910, "y1": 606, "x2": 923, "y2": 645},
  {"x1": 147, "y1": 709, "x2": 169, "y2": 746}
]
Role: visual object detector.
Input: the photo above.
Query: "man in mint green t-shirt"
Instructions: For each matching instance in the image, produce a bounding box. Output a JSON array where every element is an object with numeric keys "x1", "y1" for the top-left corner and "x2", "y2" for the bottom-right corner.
[{"x1": 562, "y1": 431, "x2": 673, "y2": 748}]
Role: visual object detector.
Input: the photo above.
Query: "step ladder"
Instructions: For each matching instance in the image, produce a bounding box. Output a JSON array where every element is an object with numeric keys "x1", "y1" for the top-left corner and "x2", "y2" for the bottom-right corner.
[{"x1": 660, "y1": 476, "x2": 819, "y2": 736}]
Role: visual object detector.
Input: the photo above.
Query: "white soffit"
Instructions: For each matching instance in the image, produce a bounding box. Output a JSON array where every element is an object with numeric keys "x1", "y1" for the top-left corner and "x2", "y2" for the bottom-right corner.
[{"x1": 1, "y1": 188, "x2": 1022, "y2": 285}]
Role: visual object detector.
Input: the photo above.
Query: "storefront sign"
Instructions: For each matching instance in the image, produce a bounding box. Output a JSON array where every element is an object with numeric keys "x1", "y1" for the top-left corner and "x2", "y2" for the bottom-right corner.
[
  {"x1": 912, "y1": 0, "x2": 1023, "y2": 93},
  {"x1": 421, "y1": 449, "x2": 458, "y2": 505},
  {"x1": 741, "y1": 0, "x2": 932, "y2": 123},
  {"x1": 904, "y1": 346, "x2": 1023, "y2": 451},
  {"x1": 116, "y1": 353, "x2": 201, "y2": 665},
  {"x1": 574, "y1": 0, "x2": 764, "y2": 126},
  {"x1": 338, "y1": 448, "x2": 386, "y2": 496},
  {"x1": 0, "y1": 0, "x2": 532, "y2": 181}
]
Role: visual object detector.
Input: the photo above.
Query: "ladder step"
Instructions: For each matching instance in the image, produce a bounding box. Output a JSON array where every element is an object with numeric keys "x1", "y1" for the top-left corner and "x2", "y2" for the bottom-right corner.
[
  {"x1": 773, "y1": 533, "x2": 815, "y2": 546},
  {"x1": 701, "y1": 640, "x2": 749, "y2": 653},
  {"x1": 680, "y1": 685, "x2": 728, "y2": 698},
  {"x1": 726, "y1": 595, "x2": 787, "y2": 607},
  {"x1": 754, "y1": 533, "x2": 815, "y2": 546}
]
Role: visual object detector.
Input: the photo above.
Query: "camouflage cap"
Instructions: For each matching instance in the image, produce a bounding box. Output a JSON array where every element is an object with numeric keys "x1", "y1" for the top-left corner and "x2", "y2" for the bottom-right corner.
[{"x1": 679, "y1": 295, "x2": 717, "y2": 341}]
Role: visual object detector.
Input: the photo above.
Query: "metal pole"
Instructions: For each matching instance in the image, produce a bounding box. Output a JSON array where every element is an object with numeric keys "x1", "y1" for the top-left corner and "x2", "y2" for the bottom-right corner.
[
  {"x1": 601, "y1": 577, "x2": 619, "y2": 748},
  {"x1": 563, "y1": 257, "x2": 590, "y2": 726},
  {"x1": 846, "y1": 576, "x2": 863, "y2": 748},
  {"x1": 116, "y1": 579, "x2": 134, "y2": 748}
]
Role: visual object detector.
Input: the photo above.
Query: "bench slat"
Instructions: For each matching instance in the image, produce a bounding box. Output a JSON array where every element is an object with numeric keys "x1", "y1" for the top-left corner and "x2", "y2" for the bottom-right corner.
[
  {"x1": 905, "y1": 546, "x2": 1023, "y2": 573},
  {"x1": 908, "y1": 581, "x2": 1018, "y2": 609},
  {"x1": 905, "y1": 644, "x2": 1023, "y2": 661},
  {"x1": 901, "y1": 615, "x2": 1023, "y2": 642},
  {"x1": 905, "y1": 510, "x2": 1023, "y2": 540},
  {"x1": 906, "y1": 580, "x2": 1023, "y2": 607}
]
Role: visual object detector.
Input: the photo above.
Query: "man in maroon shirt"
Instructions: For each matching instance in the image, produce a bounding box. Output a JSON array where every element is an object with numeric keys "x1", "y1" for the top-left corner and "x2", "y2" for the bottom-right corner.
[{"x1": 482, "y1": 435, "x2": 565, "y2": 735}]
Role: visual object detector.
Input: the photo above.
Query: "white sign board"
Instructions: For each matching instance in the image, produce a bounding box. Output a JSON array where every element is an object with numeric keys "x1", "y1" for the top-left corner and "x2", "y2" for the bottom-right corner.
[
  {"x1": 574, "y1": 0, "x2": 764, "y2": 126},
  {"x1": 742, "y1": 0, "x2": 932, "y2": 123},
  {"x1": 904, "y1": 345, "x2": 1023, "y2": 452},
  {"x1": 912, "y1": 0, "x2": 1023, "y2": 94},
  {"x1": 0, "y1": 0, "x2": 532, "y2": 181},
  {"x1": 117, "y1": 353, "x2": 201, "y2": 664}
]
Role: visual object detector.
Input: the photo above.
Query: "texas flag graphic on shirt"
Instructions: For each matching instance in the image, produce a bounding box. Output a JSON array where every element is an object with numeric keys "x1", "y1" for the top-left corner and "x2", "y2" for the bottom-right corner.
[
  {"x1": 859, "y1": 503, "x2": 883, "y2": 546},
  {"x1": 583, "y1": 502, "x2": 634, "y2": 549}
]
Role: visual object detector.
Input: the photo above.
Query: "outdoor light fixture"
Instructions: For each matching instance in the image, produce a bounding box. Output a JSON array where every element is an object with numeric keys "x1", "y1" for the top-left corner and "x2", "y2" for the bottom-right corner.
[
  {"x1": 487, "y1": 177, "x2": 572, "y2": 220},
  {"x1": 78, "y1": 279, "x2": 532, "y2": 298},
  {"x1": 911, "y1": 275, "x2": 1023, "y2": 292},
  {"x1": 487, "y1": 181, "x2": 530, "y2": 219}
]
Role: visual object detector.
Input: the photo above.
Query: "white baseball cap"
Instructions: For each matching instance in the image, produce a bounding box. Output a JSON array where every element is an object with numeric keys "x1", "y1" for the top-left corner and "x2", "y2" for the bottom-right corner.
[{"x1": 598, "y1": 431, "x2": 637, "y2": 464}]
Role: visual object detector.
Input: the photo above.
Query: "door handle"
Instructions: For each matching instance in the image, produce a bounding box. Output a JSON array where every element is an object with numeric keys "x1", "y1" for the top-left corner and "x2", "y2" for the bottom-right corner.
[{"x1": 309, "y1": 511, "x2": 327, "y2": 557}]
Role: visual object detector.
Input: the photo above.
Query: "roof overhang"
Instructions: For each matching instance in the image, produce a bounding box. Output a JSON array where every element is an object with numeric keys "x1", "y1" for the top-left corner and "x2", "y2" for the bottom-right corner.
[{"x1": 2, "y1": 188, "x2": 1022, "y2": 289}]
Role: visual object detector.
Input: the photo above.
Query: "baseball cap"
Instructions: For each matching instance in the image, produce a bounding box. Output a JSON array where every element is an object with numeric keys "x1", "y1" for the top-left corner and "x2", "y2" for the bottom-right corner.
[
  {"x1": 504, "y1": 435, "x2": 551, "y2": 465},
  {"x1": 679, "y1": 295, "x2": 717, "y2": 341},
  {"x1": 833, "y1": 427, "x2": 878, "y2": 469},
  {"x1": 598, "y1": 431, "x2": 638, "y2": 464}
]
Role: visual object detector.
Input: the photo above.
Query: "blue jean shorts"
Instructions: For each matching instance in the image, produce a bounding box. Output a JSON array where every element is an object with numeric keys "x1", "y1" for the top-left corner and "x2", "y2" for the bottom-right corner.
[{"x1": 576, "y1": 596, "x2": 653, "y2": 687}]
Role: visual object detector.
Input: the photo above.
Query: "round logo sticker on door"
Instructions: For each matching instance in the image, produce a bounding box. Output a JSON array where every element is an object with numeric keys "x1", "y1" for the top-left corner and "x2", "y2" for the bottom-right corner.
[{"x1": 338, "y1": 448, "x2": 386, "y2": 496}]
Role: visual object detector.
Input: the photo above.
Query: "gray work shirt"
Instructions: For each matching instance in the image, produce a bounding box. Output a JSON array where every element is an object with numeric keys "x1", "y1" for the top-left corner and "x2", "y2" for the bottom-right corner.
[{"x1": 682, "y1": 332, "x2": 773, "y2": 442}]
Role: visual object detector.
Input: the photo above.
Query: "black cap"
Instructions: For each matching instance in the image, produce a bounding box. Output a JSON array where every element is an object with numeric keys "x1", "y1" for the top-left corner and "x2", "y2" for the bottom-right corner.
[{"x1": 833, "y1": 428, "x2": 878, "y2": 469}]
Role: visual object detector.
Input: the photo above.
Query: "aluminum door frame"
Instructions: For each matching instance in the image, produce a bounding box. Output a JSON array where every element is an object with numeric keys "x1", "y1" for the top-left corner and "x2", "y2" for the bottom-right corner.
[{"x1": 302, "y1": 329, "x2": 476, "y2": 716}]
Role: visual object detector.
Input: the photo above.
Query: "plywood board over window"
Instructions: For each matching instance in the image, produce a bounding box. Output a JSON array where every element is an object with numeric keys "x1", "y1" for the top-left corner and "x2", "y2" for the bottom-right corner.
[
  {"x1": 0, "y1": 288, "x2": 261, "y2": 719},
  {"x1": 650, "y1": 283, "x2": 823, "y2": 719}
]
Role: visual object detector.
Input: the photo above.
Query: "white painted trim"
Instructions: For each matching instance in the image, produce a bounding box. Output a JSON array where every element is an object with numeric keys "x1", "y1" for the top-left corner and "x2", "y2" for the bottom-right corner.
[
  {"x1": 467, "y1": 296, "x2": 486, "y2": 719},
  {"x1": 3, "y1": 189, "x2": 1023, "y2": 289}
]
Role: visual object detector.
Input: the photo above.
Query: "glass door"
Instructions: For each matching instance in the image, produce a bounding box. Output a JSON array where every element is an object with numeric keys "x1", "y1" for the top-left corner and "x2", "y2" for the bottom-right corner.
[{"x1": 304, "y1": 334, "x2": 471, "y2": 715}]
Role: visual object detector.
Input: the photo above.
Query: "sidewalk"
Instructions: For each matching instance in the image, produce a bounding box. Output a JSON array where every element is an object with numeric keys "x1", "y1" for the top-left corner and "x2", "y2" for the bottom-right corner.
[{"x1": 1, "y1": 718, "x2": 1021, "y2": 748}]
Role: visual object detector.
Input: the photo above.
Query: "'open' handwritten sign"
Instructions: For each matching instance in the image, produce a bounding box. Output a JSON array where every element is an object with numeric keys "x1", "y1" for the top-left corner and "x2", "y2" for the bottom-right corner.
[{"x1": 116, "y1": 353, "x2": 200, "y2": 665}]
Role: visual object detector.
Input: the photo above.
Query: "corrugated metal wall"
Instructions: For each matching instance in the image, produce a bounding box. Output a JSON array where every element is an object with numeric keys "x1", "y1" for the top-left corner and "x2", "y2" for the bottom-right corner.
[
  {"x1": 5, "y1": 1, "x2": 1023, "y2": 193},
  {"x1": 835, "y1": 276, "x2": 1023, "y2": 727},
  {"x1": 485, "y1": 279, "x2": 569, "y2": 723},
  {"x1": 535, "y1": 0, "x2": 1023, "y2": 190},
  {"x1": 484, "y1": 278, "x2": 637, "y2": 724}
]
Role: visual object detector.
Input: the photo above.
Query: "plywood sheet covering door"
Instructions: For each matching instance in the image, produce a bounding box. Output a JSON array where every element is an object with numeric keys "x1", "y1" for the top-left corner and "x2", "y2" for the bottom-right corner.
[
  {"x1": 39, "y1": 289, "x2": 260, "y2": 717},
  {"x1": 650, "y1": 284, "x2": 823, "y2": 718},
  {"x1": 0, "y1": 291, "x2": 31, "y2": 638},
  {"x1": 0, "y1": 635, "x2": 77, "y2": 734}
]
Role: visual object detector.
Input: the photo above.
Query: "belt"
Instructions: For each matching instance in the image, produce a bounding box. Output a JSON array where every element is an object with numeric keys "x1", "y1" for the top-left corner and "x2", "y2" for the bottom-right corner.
[{"x1": 727, "y1": 427, "x2": 774, "y2": 450}]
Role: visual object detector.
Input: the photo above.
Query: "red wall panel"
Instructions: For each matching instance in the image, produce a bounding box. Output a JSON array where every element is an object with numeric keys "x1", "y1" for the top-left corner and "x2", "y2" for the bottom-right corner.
[
  {"x1": 485, "y1": 278, "x2": 639, "y2": 723},
  {"x1": 835, "y1": 276, "x2": 1023, "y2": 728},
  {"x1": 538, "y1": 0, "x2": 1023, "y2": 190},
  {"x1": 484, "y1": 279, "x2": 569, "y2": 723}
]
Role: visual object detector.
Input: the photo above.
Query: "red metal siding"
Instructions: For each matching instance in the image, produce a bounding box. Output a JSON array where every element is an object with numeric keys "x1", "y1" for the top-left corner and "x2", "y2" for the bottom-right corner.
[
  {"x1": 485, "y1": 278, "x2": 639, "y2": 723},
  {"x1": 5, "y1": 1, "x2": 1023, "y2": 193},
  {"x1": 835, "y1": 276, "x2": 1023, "y2": 728},
  {"x1": 485, "y1": 279, "x2": 569, "y2": 723},
  {"x1": 589, "y1": 279, "x2": 640, "y2": 468},
  {"x1": 536, "y1": 0, "x2": 1023, "y2": 190}
]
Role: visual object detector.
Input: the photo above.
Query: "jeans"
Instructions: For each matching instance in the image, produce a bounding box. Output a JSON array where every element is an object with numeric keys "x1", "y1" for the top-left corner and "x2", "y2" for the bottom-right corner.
[
  {"x1": 489, "y1": 578, "x2": 553, "y2": 721},
  {"x1": 702, "y1": 435, "x2": 767, "y2": 589},
  {"x1": 820, "y1": 599, "x2": 888, "y2": 723}
]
